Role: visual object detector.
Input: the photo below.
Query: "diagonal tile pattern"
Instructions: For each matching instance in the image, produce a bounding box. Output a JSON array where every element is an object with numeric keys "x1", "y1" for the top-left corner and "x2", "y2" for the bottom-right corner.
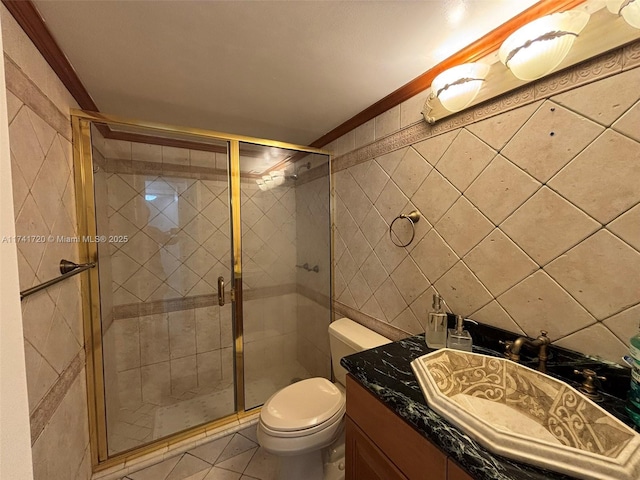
[
  {"x1": 548, "y1": 129, "x2": 640, "y2": 224},
  {"x1": 121, "y1": 427, "x2": 277, "y2": 480},
  {"x1": 332, "y1": 65, "x2": 640, "y2": 364},
  {"x1": 434, "y1": 128, "x2": 496, "y2": 192},
  {"x1": 463, "y1": 229, "x2": 538, "y2": 297},
  {"x1": 92, "y1": 134, "x2": 330, "y2": 454},
  {"x1": 501, "y1": 187, "x2": 600, "y2": 266},
  {"x1": 101, "y1": 165, "x2": 298, "y2": 304},
  {"x1": 501, "y1": 101, "x2": 603, "y2": 183},
  {"x1": 6, "y1": 41, "x2": 90, "y2": 480}
]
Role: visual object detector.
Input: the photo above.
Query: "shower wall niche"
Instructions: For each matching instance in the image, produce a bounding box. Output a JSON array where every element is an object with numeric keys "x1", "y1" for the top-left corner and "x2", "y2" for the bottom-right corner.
[{"x1": 82, "y1": 121, "x2": 331, "y2": 458}]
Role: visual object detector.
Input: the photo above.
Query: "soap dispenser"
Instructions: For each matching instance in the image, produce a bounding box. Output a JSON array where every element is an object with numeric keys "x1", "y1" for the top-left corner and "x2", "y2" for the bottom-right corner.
[
  {"x1": 447, "y1": 315, "x2": 477, "y2": 352},
  {"x1": 425, "y1": 294, "x2": 447, "y2": 349}
]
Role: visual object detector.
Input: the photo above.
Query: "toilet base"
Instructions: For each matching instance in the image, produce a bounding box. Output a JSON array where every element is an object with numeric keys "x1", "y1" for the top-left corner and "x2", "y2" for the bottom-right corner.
[
  {"x1": 274, "y1": 437, "x2": 346, "y2": 480},
  {"x1": 277, "y1": 450, "x2": 324, "y2": 480},
  {"x1": 324, "y1": 455, "x2": 346, "y2": 480},
  {"x1": 323, "y1": 431, "x2": 346, "y2": 480}
]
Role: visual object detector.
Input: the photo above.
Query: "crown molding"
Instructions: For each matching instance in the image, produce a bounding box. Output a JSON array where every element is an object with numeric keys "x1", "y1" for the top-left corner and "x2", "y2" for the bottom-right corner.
[
  {"x1": 2, "y1": 0, "x2": 587, "y2": 150},
  {"x1": 309, "y1": 0, "x2": 586, "y2": 148}
]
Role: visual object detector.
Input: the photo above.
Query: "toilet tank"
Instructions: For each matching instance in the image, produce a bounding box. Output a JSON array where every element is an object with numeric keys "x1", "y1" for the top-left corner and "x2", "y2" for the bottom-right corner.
[{"x1": 329, "y1": 318, "x2": 391, "y2": 387}]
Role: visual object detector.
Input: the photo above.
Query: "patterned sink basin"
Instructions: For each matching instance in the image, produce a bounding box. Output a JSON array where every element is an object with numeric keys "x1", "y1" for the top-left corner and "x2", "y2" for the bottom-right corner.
[{"x1": 411, "y1": 349, "x2": 640, "y2": 480}]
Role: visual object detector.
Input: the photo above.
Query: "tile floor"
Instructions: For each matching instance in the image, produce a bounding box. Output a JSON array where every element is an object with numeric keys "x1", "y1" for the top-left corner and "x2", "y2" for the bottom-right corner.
[{"x1": 120, "y1": 425, "x2": 278, "y2": 480}]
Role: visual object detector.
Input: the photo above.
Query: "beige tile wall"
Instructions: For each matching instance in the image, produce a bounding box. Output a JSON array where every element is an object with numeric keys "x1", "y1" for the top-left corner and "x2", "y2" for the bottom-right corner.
[
  {"x1": 95, "y1": 137, "x2": 302, "y2": 304},
  {"x1": 96, "y1": 137, "x2": 308, "y2": 418},
  {"x1": 295, "y1": 166, "x2": 332, "y2": 378},
  {"x1": 330, "y1": 55, "x2": 640, "y2": 365},
  {"x1": 2, "y1": 4, "x2": 91, "y2": 480},
  {"x1": 105, "y1": 304, "x2": 234, "y2": 409},
  {"x1": 243, "y1": 293, "x2": 299, "y2": 382}
]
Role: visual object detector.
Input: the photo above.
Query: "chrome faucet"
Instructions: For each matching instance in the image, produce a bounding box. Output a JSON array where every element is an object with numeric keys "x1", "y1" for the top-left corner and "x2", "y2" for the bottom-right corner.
[{"x1": 502, "y1": 330, "x2": 551, "y2": 372}]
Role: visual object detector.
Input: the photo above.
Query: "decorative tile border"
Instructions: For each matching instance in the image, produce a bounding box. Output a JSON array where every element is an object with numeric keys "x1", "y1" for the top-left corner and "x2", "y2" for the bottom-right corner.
[
  {"x1": 332, "y1": 40, "x2": 639, "y2": 174},
  {"x1": 623, "y1": 41, "x2": 640, "y2": 70},
  {"x1": 3, "y1": 53, "x2": 71, "y2": 141},
  {"x1": 113, "y1": 284, "x2": 304, "y2": 320},
  {"x1": 471, "y1": 85, "x2": 536, "y2": 124},
  {"x1": 333, "y1": 300, "x2": 409, "y2": 342},
  {"x1": 297, "y1": 284, "x2": 331, "y2": 308},
  {"x1": 535, "y1": 50, "x2": 622, "y2": 98},
  {"x1": 101, "y1": 157, "x2": 255, "y2": 182},
  {"x1": 29, "y1": 349, "x2": 85, "y2": 445},
  {"x1": 101, "y1": 152, "x2": 329, "y2": 186},
  {"x1": 293, "y1": 163, "x2": 330, "y2": 187}
]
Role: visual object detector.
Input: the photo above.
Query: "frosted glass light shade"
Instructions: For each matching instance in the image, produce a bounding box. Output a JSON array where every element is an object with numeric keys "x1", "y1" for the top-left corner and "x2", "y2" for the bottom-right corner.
[
  {"x1": 257, "y1": 180, "x2": 268, "y2": 191},
  {"x1": 499, "y1": 11, "x2": 590, "y2": 81},
  {"x1": 431, "y1": 63, "x2": 490, "y2": 112},
  {"x1": 607, "y1": 0, "x2": 640, "y2": 29},
  {"x1": 271, "y1": 170, "x2": 285, "y2": 186}
]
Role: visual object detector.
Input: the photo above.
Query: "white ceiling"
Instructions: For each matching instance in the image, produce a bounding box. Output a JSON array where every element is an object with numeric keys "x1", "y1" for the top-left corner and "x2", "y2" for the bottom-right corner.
[{"x1": 33, "y1": 0, "x2": 541, "y2": 146}]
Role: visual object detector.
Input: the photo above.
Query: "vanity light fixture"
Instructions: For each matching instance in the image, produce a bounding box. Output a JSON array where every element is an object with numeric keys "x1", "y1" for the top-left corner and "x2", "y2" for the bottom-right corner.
[
  {"x1": 255, "y1": 162, "x2": 309, "y2": 189},
  {"x1": 256, "y1": 171, "x2": 285, "y2": 190},
  {"x1": 431, "y1": 63, "x2": 490, "y2": 113},
  {"x1": 262, "y1": 175, "x2": 273, "y2": 190},
  {"x1": 607, "y1": 0, "x2": 640, "y2": 29},
  {"x1": 499, "y1": 11, "x2": 590, "y2": 81},
  {"x1": 423, "y1": 62, "x2": 490, "y2": 122},
  {"x1": 271, "y1": 170, "x2": 285, "y2": 186}
]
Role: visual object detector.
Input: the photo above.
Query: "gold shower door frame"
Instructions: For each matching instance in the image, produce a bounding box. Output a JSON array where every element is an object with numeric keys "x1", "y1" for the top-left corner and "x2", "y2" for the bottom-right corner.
[{"x1": 71, "y1": 109, "x2": 330, "y2": 471}]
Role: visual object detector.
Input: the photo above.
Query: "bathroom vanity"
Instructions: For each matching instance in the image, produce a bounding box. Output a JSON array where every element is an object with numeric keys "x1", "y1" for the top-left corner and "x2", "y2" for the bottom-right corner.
[
  {"x1": 342, "y1": 330, "x2": 636, "y2": 480},
  {"x1": 346, "y1": 374, "x2": 471, "y2": 480}
]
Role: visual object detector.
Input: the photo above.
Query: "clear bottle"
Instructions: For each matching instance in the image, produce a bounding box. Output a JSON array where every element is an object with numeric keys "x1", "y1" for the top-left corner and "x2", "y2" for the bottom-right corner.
[
  {"x1": 425, "y1": 294, "x2": 447, "y2": 349},
  {"x1": 447, "y1": 315, "x2": 477, "y2": 352},
  {"x1": 626, "y1": 328, "x2": 640, "y2": 427}
]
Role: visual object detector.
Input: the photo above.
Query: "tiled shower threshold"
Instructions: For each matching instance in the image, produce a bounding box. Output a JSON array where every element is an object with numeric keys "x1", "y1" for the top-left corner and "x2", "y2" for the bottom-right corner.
[{"x1": 93, "y1": 412, "x2": 261, "y2": 480}]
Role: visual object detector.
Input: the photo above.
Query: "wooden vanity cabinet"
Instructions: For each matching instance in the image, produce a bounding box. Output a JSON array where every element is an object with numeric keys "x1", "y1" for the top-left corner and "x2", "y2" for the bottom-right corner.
[
  {"x1": 346, "y1": 374, "x2": 474, "y2": 480},
  {"x1": 346, "y1": 417, "x2": 408, "y2": 480}
]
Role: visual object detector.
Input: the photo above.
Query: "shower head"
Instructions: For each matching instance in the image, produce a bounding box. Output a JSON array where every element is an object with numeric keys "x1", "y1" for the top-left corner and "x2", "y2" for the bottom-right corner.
[
  {"x1": 257, "y1": 161, "x2": 311, "y2": 190},
  {"x1": 287, "y1": 161, "x2": 311, "y2": 180}
]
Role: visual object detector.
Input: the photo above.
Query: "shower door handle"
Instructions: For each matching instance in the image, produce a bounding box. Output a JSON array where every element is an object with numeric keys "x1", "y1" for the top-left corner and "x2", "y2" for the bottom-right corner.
[{"x1": 217, "y1": 276, "x2": 225, "y2": 306}]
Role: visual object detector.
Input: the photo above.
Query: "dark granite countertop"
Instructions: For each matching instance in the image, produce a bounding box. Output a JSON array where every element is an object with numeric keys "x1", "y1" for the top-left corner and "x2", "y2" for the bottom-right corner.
[{"x1": 340, "y1": 324, "x2": 636, "y2": 480}]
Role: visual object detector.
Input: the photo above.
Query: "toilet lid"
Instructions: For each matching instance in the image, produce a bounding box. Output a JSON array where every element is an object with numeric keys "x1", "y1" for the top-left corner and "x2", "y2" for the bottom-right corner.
[{"x1": 261, "y1": 378, "x2": 345, "y2": 432}]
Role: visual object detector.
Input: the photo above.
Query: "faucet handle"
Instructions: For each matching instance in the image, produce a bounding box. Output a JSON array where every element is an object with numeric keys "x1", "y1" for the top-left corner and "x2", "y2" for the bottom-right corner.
[
  {"x1": 537, "y1": 330, "x2": 551, "y2": 345},
  {"x1": 499, "y1": 339, "x2": 514, "y2": 356},
  {"x1": 574, "y1": 368, "x2": 606, "y2": 382},
  {"x1": 574, "y1": 368, "x2": 606, "y2": 398}
]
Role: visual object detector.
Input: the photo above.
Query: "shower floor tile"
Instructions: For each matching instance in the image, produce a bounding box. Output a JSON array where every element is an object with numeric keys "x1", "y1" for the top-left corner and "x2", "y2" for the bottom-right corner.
[
  {"x1": 121, "y1": 426, "x2": 278, "y2": 480},
  {"x1": 109, "y1": 361, "x2": 311, "y2": 456}
]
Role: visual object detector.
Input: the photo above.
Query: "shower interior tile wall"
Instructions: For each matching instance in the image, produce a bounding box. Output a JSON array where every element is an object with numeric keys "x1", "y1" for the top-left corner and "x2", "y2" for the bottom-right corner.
[
  {"x1": 103, "y1": 174, "x2": 231, "y2": 304},
  {"x1": 3, "y1": 3, "x2": 92, "y2": 478},
  {"x1": 332, "y1": 65, "x2": 640, "y2": 365},
  {"x1": 92, "y1": 134, "x2": 330, "y2": 453},
  {"x1": 295, "y1": 172, "x2": 332, "y2": 379}
]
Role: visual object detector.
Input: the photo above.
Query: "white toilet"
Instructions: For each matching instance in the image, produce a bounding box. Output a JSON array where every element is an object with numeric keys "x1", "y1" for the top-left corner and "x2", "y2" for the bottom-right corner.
[{"x1": 257, "y1": 318, "x2": 391, "y2": 480}]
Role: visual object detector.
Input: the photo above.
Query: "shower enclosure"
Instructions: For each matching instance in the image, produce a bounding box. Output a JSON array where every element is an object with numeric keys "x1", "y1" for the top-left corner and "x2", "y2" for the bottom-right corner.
[{"x1": 71, "y1": 111, "x2": 332, "y2": 464}]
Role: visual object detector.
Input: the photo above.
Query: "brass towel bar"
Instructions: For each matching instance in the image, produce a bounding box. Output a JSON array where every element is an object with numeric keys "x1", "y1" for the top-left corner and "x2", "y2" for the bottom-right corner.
[{"x1": 20, "y1": 259, "x2": 96, "y2": 300}]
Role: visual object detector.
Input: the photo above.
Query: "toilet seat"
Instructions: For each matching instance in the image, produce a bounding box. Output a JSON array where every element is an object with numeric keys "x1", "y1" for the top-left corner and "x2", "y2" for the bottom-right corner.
[
  {"x1": 260, "y1": 378, "x2": 345, "y2": 437},
  {"x1": 260, "y1": 404, "x2": 345, "y2": 438}
]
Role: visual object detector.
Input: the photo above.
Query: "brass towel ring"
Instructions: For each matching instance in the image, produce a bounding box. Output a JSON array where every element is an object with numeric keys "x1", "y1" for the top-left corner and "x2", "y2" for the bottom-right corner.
[{"x1": 389, "y1": 210, "x2": 421, "y2": 247}]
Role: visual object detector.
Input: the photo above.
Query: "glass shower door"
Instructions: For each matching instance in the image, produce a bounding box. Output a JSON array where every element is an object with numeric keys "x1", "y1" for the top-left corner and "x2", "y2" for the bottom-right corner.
[
  {"x1": 91, "y1": 124, "x2": 236, "y2": 455},
  {"x1": 73, "y1": 112, "x2": 332, "y2": 463},
  {"x1": 238, "y1": 142, "x2": 332, "y2": 410}
]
